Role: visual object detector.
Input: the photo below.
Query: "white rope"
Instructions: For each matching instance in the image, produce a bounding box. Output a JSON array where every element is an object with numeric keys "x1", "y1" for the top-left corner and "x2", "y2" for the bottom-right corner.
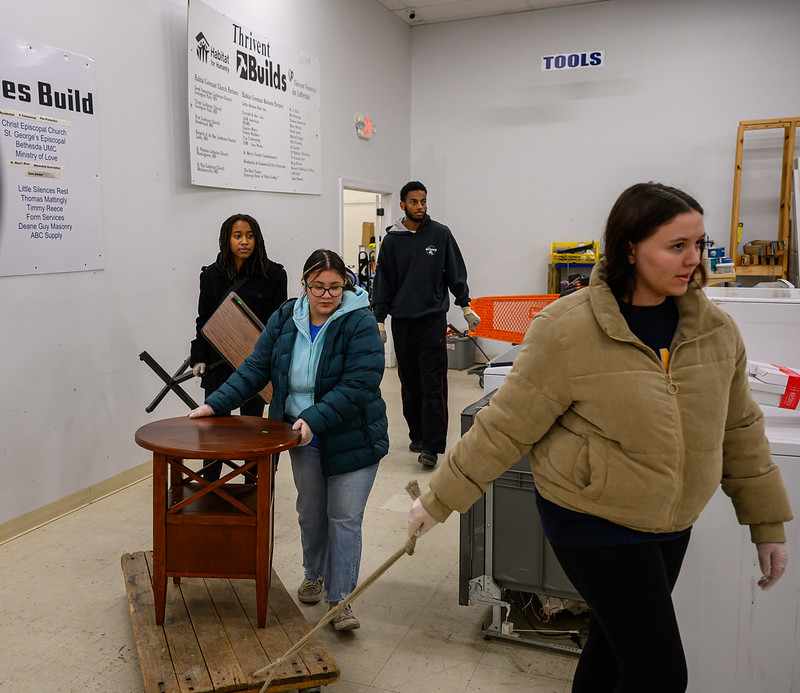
[{"x1": 255, "y1": 480, "x2": 422, "y2": 692}]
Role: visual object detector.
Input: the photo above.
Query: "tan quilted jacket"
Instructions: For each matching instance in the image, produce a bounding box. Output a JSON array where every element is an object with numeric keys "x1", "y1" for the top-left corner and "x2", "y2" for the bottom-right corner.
[{"x1": 423, "y1": 261, "x2": 792, "y2": 543}]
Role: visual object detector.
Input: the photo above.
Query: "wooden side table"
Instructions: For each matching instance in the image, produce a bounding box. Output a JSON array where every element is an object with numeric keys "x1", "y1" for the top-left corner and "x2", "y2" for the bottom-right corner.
[{"x1": 135, "y1": 416, "x2": 298, "y2": 628}]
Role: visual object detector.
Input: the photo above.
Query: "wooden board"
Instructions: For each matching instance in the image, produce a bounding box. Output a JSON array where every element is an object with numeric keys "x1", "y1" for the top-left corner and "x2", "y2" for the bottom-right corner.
[
  {"x1": 202, "y1": 292, "x2": 273, "y2": 404},
  {"x1": 122, "y1": 551, "x2": 339, "y2": 693}
]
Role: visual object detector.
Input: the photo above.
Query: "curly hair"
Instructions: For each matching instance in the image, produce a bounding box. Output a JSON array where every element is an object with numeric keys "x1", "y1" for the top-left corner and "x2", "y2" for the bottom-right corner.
[
  {"x1": 400, "y1": 181, "x2": 427, "y2": 202},
  {"x1": 217, "y1": 213, "x2": 270, "y2": 280}
]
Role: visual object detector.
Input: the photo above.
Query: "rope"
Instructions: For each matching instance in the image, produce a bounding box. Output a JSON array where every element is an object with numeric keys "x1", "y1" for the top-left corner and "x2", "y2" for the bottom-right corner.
[{"x1": 254, "y1": 480, "x2": 422, "y2": 691}]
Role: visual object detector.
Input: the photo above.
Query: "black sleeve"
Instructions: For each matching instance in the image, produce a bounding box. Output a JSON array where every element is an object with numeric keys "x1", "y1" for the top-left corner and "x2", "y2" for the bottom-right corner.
[
  {"x1": 243, "y1": 264, "x2": 289, "y2": 328},
  {"x1": 267, "y1": 265, "x2": 288, "y2": 319}
]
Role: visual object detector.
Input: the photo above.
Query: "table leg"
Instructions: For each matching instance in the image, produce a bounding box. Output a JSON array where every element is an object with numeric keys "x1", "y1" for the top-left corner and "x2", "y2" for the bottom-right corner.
[
  {"x1": 255, "y1": 454, "x2": 275, "y2": 628},
  {"x1": 167, "y1": 455, "x2": 183, "y2": 587},
  {"x1": 153, "y1": 452, "x2": 167, "y2": 625}
]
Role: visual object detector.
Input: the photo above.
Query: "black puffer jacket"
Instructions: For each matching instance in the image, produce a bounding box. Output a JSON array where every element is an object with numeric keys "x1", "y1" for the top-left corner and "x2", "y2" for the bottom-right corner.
[{"x1": 190, "y1": 255, "x2": 287, "y2": 391}]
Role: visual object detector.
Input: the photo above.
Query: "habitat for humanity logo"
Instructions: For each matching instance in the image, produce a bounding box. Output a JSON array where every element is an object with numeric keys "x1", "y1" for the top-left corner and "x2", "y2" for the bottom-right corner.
[
  {"x1": 194, "y1": 31, "x2": 230, "y2": 73},
  {"x1": 195, "y1": 32, "x2": 210, "y2": 62}
]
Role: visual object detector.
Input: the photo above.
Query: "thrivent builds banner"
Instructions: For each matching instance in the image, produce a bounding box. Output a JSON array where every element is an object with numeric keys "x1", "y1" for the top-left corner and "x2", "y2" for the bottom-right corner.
[{"x1": 188, "y1": 0, "x2": 322, "y2": 194}]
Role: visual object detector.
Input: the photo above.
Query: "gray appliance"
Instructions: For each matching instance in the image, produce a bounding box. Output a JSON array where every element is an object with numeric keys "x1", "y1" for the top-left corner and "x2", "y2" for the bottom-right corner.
[{"x1": 459, "y1": 391, "x2": 584, "y2": 653}]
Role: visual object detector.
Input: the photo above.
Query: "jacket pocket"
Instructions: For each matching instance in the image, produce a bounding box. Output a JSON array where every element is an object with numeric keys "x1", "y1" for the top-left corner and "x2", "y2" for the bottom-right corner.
[
  {"x1": 572, "y1": 434, "x2": 608, "y2": 500},
  {"x1": 360, "y1": 411, "x2": 371, "y2": 447}
]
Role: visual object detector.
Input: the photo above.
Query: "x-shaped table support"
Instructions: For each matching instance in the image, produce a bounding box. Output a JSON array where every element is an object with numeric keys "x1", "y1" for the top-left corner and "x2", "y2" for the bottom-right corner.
[{"x1": 139, "y1": 351, "x2": 222, "y2": 412}]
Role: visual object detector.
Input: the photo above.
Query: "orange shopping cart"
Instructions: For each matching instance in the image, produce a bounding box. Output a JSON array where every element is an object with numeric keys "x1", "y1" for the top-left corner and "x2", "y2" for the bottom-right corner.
[{"x1": 469, "y1": 295, "x2": 559, "y2": 344}]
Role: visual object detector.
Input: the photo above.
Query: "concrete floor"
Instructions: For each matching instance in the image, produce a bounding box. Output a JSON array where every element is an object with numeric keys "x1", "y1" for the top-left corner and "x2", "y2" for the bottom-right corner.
[{"x1": 0, "y1": 367, "x2": 577, "y2": 692}]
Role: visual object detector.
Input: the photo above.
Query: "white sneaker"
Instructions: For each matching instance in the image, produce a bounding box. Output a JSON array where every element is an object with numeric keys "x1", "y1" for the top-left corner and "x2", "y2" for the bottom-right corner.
[{"x1": 329, "y1": 602, "x2": 360, "y2": 631}]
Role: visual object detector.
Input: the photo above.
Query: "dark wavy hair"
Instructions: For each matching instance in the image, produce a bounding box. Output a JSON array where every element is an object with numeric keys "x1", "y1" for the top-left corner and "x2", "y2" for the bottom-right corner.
[
  {"x1": 400, "y1": 180, "x2": 427, "y2": 202},
  {"x1": 603, "y1": 182, "x2": 706, "y2": 299},
  {"x1": 302, "y1": 249, "x2": 357, "y2": 292},
  {"x1": 217, "y1": 213, "x2": 270, "y2": 280}
]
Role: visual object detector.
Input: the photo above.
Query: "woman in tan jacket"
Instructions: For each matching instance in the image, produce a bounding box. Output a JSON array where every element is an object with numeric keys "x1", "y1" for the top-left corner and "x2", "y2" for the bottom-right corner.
[{"x1": 407, "y1": 183, "x2": 792, "y2": 693}]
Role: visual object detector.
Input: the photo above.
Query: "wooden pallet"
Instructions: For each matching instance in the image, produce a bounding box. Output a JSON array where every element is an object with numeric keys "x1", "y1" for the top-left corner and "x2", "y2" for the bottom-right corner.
[{"x1": 121, "y1": 551, "x2": 339, "y2": 693}]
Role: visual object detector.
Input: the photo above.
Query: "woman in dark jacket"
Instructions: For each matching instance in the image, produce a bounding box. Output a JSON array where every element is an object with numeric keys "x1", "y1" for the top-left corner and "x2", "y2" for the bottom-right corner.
[
  {"x1": 189, "y1": 213, "x2": 287, "y2": 480},
  {"x1": 189, "y1": 249, "x2": 388, "y2": 632}
]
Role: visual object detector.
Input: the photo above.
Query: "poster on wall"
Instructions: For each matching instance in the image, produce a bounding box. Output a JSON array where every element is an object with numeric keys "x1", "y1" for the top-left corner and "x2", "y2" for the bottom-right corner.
[
  {"x1": 188, "y1": 0, "x2": 321, "y2": 194},
  {"x1": 0, "y1": 32, "x2": 102, "y2": 277}
]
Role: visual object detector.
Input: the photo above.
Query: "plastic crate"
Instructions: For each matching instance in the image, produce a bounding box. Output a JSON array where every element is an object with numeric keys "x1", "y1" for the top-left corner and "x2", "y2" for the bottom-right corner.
[
  {"x1": 459, "y1": 393, "x2": 581, "y2": 603},
  {"x1": 470, "y1": 295, "x2": 559, "y2": 343},
  {"x1": 550, "y1": 240, "x2": 599, "y2": 264},
  {"x1": 446, "y1": 333, "x2": 476, "y2": 370}
]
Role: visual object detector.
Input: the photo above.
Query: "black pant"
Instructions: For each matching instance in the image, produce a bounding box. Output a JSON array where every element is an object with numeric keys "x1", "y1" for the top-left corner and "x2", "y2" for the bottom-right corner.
[
  {"x1": 552, "y1": 532, "x2": 691, "y2": 693},
  {"x1": 391, "y1": 313, "x2": 448, "y2": 453},
  {"x1": 201, "y1": 388, "x2": 265, "y2": 482}
]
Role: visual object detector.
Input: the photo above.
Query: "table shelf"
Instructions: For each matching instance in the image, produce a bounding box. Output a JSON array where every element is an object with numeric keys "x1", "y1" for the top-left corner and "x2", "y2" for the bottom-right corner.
[{"x1": 135, "y1": 415, "x2": 299, "y2": 628}]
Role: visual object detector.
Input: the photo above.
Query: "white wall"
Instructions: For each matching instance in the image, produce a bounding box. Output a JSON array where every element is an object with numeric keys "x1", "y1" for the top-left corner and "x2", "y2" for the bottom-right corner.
[
  {"x1": 0, "y1": 0, "x2": 410, "y2": 527},
  {"x1": 5, "y1": 0, "x2": 800, "y2": 528},
  {"x1": 409, "y1": 0, "x2": 800, "y2": 336}
]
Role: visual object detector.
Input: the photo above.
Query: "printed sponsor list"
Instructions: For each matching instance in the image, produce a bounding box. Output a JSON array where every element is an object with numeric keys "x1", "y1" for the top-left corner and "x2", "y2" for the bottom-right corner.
[
  {"x1": 241, "y1": 90, "x2": 286, "y2": 181},
  {"x1": 0, "y1": 34, "x2": 102, "y2": 276},
  {"x1": 190, "y1": 73, "x2": 317, "y2": 188},
  {"x1": 289, "y1": 80, "x2": 317, "y2": 184},
  {"x1": 192, "y1": 76, "x2": 235, "y2": 177},
  {"x1": 1, "y1": 112, "x2": 75, "y2": 242}
]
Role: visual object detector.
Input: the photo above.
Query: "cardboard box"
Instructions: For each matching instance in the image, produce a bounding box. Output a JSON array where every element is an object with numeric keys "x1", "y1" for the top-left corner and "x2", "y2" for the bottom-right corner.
[
  {"x1": 748, "y1": 360, "x2": 800, "y2": 410},
  {"x1": 749, "y1": 360, "x2": 800, "y2": 387},
  {"x1": 361, "y1": 222, "x2": 374, "y2": 246}
]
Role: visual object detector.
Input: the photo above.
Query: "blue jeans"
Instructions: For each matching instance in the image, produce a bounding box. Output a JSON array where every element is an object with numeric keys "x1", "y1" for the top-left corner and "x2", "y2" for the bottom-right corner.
[{"x1": 289, "y1": 444, "x2": 378, "y2": 603}]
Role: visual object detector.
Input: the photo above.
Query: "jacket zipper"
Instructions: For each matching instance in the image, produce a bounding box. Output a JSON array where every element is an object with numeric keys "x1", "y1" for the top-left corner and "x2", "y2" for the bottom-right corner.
[
  {"x1": 609, "y1": 312, "x2": 726, "y2": 529},
  {"x1": 313, "y1": 324, "x2": 335, "y2": 476},
  {"x1": 662, "y1": 324, "x2": 724, "y2": 527},
  {"x1": 615, "y1": 337, "x2": 685, "y2": 529},
  {"x1": 664, "y1": 361, "x2": 683, "y2": 528}
]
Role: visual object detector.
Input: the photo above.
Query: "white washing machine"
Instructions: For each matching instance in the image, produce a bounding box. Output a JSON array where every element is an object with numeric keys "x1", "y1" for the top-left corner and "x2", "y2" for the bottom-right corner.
[
  {"x1": 675, "y1": 287, "x2": 800, "y2": 692},
  {"x1": 673, "y1": 405, "x2": 800, "y2": 692}
]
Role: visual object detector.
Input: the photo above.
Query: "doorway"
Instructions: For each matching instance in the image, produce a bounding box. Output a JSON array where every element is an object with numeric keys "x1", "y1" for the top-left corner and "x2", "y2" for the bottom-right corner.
[
  {"x1": 342, "y1": 188, "x2": 381, "y2": 294},
  {"x1": 339, "y1": 177, "x2": 395, "y2": 365}
]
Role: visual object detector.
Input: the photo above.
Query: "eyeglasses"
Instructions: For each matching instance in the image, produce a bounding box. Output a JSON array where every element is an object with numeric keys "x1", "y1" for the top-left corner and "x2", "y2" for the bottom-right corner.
[{"x1": 307, "y1": 284, "x2": 344, "y2": 297}]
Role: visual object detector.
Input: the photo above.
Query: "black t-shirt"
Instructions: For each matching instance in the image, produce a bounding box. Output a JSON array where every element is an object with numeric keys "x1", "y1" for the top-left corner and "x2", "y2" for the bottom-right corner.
[
  {"x1": 617, "y1": 296, "x2": 679, "y2": 365},
  {"x1": 536, "y1": 297, "x2": 690, "y2": 547}
]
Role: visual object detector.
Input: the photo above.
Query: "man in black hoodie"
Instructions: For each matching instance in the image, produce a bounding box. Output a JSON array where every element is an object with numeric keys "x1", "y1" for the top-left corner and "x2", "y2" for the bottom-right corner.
[{"x1": 372, "y1": 181, "x2": 480, "y2": 467}]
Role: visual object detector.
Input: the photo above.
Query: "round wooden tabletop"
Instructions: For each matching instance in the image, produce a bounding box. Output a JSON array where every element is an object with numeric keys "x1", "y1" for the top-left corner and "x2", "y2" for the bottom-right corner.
[{"x1": 135, "y1": 416, "x2": 300, "y2": 458}]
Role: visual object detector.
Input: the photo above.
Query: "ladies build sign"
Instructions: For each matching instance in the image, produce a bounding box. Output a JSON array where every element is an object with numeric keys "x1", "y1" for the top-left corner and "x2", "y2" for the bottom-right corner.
[{"x1": 0, "y1": 32, "x2": 102, "y2": 276}]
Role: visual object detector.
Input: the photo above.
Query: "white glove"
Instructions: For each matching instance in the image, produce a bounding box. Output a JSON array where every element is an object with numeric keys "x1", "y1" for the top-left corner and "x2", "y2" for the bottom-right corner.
[
  {"x1": 378, "y1": 323, "x2": 387, "y2": 344},
  {"x1": 756, "y1": 542, "x2": 788, "y2": 590},
  {"x1": 462, "y1": 306, "x2": 481, "y2": 332},
  {"x1": 407, "y1": 497, "x2": 439, "y2": 538},
  {"x1": 188, "y1": 403, "x2": 215, "y2": 418},
  {"x1": 192, "y1": 362, "x2": 206, "y2": 377},
  {"x1": 292, "y1": 417, "x2": 314, "y2": 446}
]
